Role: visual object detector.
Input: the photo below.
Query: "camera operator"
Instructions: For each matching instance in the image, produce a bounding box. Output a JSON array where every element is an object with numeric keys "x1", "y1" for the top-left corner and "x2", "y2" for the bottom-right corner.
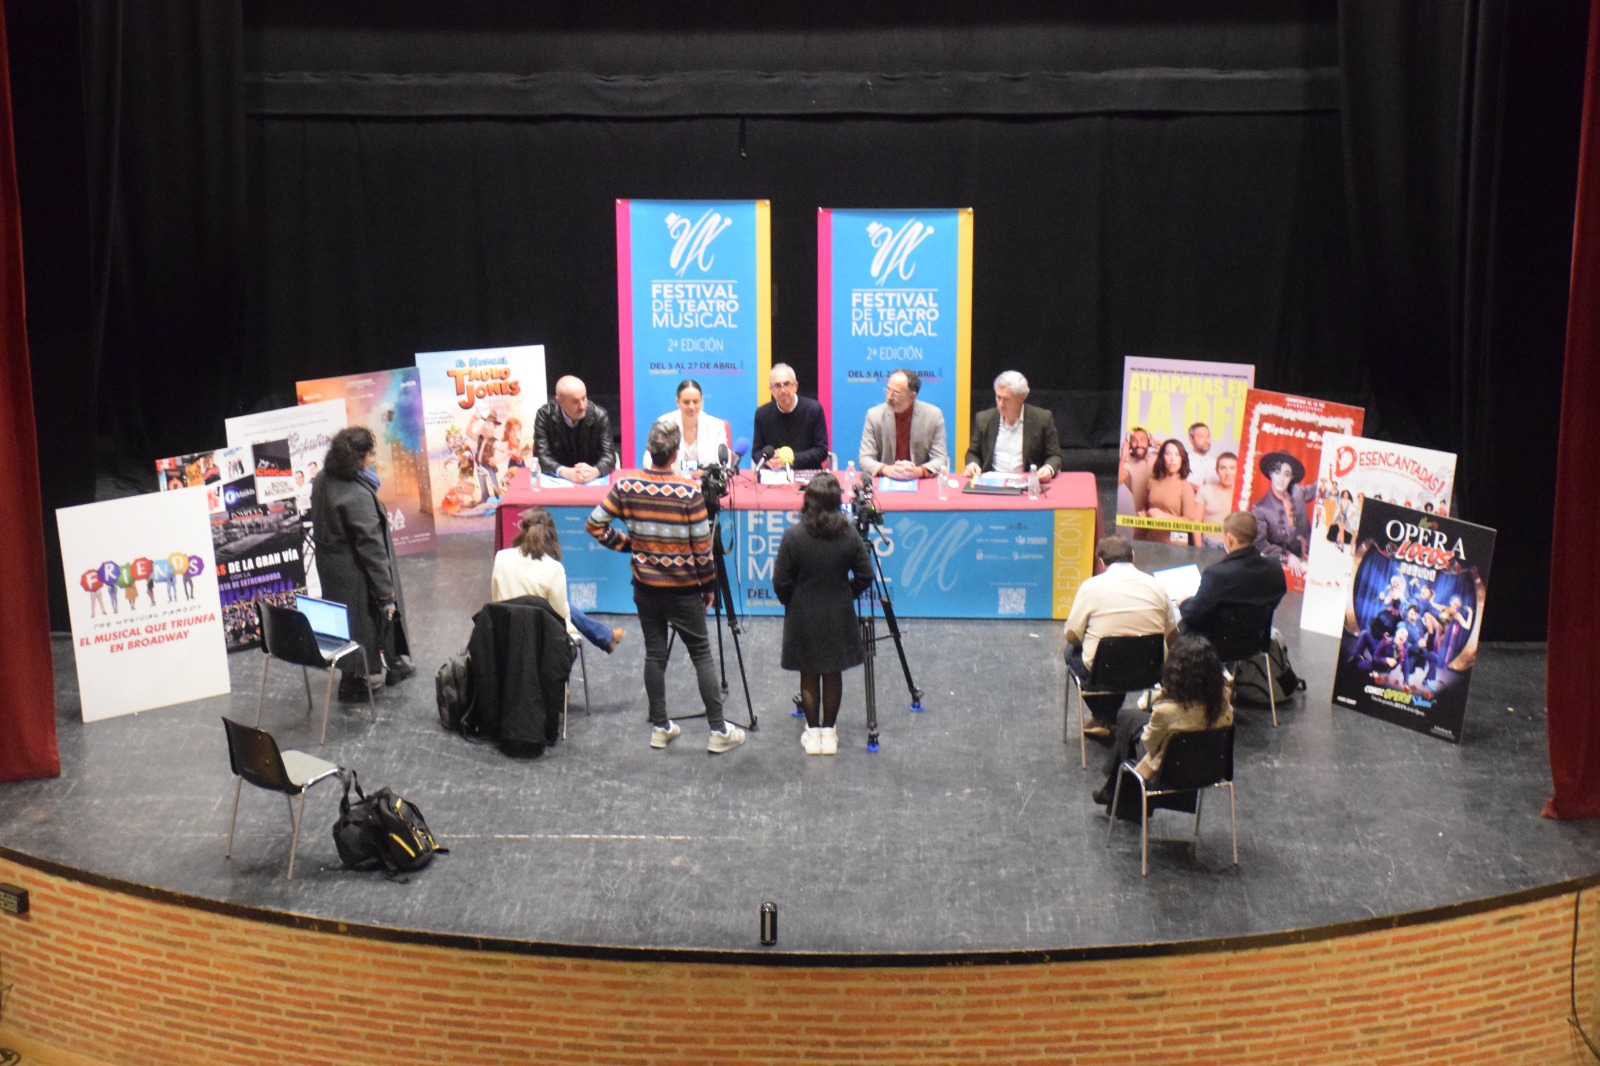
[{"x1": 587, "y1": 420, "x2": 747, "y2": 754}]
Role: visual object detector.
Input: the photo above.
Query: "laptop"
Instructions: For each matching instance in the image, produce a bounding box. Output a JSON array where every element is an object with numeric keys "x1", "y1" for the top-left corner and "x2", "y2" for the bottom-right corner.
[{"x1": 295, "y1": 595, "x2": 354, "y2": 656}]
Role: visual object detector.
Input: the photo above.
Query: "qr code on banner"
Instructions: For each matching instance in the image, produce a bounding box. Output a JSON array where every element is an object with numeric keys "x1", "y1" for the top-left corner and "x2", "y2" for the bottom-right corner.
[
  {"x1": 569, "y1": 583, "x2": 598, "y2": 611},
  {"x1": 998, "y1": 587, "x2": 1026, "y2": 616}
]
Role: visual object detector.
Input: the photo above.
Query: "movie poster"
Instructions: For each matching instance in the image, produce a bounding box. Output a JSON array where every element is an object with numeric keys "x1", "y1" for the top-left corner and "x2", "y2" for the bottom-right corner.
[
  {"x1": 414, "y1": 345, "x2": 546, "y2": 533},
  {"x1": 57, "y1": 489, "x2": 230, "y2": 721},
  {"x1": 295, "y1": 371, "x2": 437, "y2": 557},
  {"x1": 1231, "y1": 390, "x2": 1364, "y2": 592},
  {"x1": 1331, "y1": 500, "x2": 1494, "y2": 744},
  {"x1": 203, "y1": 440, "x2": 309, "y2": 651},
  {"x1": 1300, "y1": 434, "x2": 1457, "y2": 636},
  {"x1": 1115, "y1": 356, "x2": 1255, "y2": 549},
  {"x1": 155, "y1": 450, "x2": 220, "y2": 494}
]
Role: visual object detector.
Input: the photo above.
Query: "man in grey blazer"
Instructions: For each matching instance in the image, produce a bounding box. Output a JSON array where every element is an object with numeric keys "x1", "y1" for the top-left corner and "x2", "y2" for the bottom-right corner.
[
  {"x1": 962, "y1": 370, "x2": 1063, "y2": 482},
  {"x1": 858, "y1": 369, "x2": 949, "y2": 479}
]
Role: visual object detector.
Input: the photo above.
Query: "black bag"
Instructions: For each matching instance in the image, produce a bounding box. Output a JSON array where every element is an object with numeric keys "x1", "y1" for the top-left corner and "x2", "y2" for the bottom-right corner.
[
  {"x1": 332, "y1": 771, "x2": 447, "y2": 875},
  {"x1": 1231, "y1": 634, "x2": 1306, "y2": 705},
  {"x1": 436, "y1": 652, "x2": 476, "y2": 734}
]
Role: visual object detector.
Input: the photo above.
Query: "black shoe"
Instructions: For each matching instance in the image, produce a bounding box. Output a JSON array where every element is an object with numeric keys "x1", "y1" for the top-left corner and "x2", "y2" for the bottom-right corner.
[
  {"x1": 339, "y1": 673, "x2": 385, "y2": 701},
  {"x1": 386, "y1": 657, "x2": 416, "y2": 684},
  {"x1": 1091, "y1": 788, "x2": 1111, "y2": 806}
]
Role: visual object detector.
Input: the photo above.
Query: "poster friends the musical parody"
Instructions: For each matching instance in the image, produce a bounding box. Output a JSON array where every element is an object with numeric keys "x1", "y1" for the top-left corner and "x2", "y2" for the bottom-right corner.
[
  {"x1": 1115, "y1": 357, "x2": 1255, "y2": 549},
  {"x1": 1330, "y1": 500, "x2": 1494, "y2": 744},
  {"x1": 1232, "y1": 390, "x2": 1364, "y2": 592}
]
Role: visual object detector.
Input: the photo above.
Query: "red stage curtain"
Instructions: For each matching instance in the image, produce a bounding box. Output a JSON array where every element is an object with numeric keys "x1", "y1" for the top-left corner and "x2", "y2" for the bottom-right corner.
[
  {"x1": 1546, "y1": 0, "x2": 1600, "y2": 819},
  {"x1": 0, "y1": 0, "x2": 60, "y2": 783}
]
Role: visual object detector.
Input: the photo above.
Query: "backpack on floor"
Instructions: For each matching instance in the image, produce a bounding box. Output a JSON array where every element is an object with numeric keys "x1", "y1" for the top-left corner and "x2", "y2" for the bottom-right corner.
[
  {"x1": 332, "y1": 771, "x2": 447, "y2": 876},
  {"x1": 435, "y1": 652, "x2": 476, "y2": 735},
  {"x1": 1231, "y1": 633, "x2": 1306, "y2": 706}
]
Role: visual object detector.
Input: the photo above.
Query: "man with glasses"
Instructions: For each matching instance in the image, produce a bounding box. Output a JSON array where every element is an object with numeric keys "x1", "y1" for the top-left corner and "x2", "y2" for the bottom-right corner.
[
  {"x1": 858, "y1": 369, "x2": 948, "y2": 480},
  {"x1": 752, "y1": 362, "x2": 830, "y2": 471}
]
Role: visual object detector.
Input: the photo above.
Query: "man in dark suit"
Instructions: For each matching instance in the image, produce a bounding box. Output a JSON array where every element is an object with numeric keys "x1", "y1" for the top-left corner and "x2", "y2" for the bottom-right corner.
[
  {"x1": 752, "y1": 362, "x2": 830, "y2": 470},
  {"x1": 534, "y1": 375, "x2": 618, "y2": 483},
  {"x1": 962, "y1": 371, "x2": 1064, "y2": 482},
  {"x1": 1178, "y1": 511, "x2": 1288, "y2": 643}
]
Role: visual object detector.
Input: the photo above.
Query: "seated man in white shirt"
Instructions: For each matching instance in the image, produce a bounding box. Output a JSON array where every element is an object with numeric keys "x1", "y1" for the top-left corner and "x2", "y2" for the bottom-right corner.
[{"x1": 1061, "y1": 536, "x2": 1178, "y2": 734}]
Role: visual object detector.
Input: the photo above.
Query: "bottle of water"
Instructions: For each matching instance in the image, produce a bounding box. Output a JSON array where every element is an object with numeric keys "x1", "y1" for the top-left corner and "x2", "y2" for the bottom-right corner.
[
  {"x1": 845, "y1": 461, "x2": 857, "y2": 492},
  {"x1": 1027, "y1": 464, "x2": 1040, "y2": 499}
]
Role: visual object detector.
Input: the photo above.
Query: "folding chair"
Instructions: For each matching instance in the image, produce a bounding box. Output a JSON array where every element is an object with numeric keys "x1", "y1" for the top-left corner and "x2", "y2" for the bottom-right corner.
[
  {"x1": 565, "y1": 636, "x2": 590, "y2": 740},
  {"x1": 222, "y1": 717, "x2": 344, "y2": 880},
  {"x1": 1202, "y1": 603, "x2": 1280, "y2": 726},
  {"x1": 1065, "y1": 633, "x2": 1166, "y2": 768},
  {"x1": 1107, "y1": 725, "x2": 1238, "y2": 876},
  {"x1": 257, "y1": 600, "x2": 372, "y2": 744}
]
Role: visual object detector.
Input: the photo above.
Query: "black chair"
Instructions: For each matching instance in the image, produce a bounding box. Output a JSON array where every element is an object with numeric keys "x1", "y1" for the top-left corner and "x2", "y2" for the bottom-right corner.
[
  {"x1": 1107, "y1": 725, "x2": 1238, "y2": 876},
  {"x1": 1200, "y1": 603, "x2": 1280, "y2": 726},
  {"x1": 1065, "y1": 633, "x2": 1166, "y2": 768},
  {"x1": 257, "y1": 600, "x2": 372, "y2": 745},
  {"x1": 222, "y1": 717, "x2": 343, "y2": 880}
]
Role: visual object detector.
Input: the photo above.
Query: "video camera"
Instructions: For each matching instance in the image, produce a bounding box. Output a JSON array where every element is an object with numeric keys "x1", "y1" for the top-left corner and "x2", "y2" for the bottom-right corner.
[
  {"x1": 699, "y1": 461, "x2": 730, "y2": 511},
  {"x1": 851, "y1": 478, "x2": 883, "y2": 535}
]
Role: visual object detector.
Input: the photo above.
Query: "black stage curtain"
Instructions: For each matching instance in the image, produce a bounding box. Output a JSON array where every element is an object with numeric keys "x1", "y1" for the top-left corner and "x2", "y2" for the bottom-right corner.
[{"x1": 28, "y1": 1, "x2": 1581, "y2": 639}]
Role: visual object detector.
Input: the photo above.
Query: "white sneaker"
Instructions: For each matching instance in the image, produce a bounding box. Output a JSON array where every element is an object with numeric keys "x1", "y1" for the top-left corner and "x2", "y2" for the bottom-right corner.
[
  {"x1": 707, "y1": 723, "x2": 746, "y2": 754},
  {"x1": 801, "y1": 728, "x2": 823, "y2": 755},
  {"x1": 650, "y1": 721, "x2": 681, "y2": 749},
  {"x1": 820, "y1": 727, "x2": 839, "y2": 756}
]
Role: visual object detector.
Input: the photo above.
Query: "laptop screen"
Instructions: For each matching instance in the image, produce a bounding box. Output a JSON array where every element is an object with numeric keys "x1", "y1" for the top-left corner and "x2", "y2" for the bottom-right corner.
[{"x1": 296, "y1": 596, "x2": 350, "y2": 640}]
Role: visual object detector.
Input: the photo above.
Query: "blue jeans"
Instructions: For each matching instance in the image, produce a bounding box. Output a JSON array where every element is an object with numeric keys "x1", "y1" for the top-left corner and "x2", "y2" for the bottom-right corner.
[
  {"x1": 568, "y1": 606, "x2": 613, "y2": 652},
  {"x1": 634, "y1": 585, "x2": 724, "y2": 731}
]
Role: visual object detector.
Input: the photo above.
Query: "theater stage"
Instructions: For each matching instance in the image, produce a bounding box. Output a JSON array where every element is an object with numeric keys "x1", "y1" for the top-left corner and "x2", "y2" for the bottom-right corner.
[{"x1": 1, "y1": 529, "x2": 1593, "y2": 961}]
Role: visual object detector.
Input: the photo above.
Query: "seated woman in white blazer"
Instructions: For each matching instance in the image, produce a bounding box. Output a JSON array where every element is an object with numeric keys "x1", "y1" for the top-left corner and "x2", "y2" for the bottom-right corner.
[{"x1": 641, "y1": 378, "x2": 731, "y2": 471}]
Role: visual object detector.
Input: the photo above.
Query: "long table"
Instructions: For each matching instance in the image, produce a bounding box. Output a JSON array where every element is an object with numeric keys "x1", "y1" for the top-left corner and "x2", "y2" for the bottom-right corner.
[{"x1": 495, "y1": 469, "x2": 1099, "y2": 620}]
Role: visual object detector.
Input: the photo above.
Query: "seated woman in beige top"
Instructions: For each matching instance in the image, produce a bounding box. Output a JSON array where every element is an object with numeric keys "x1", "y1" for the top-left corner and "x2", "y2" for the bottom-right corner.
[{"x1": 1094, "y1": 634, "x2": 1234, "y2": 807}]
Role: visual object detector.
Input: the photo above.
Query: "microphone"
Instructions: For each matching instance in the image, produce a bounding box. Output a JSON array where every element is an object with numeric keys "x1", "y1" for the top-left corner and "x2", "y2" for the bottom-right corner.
[
  {"x1": 758, "y1": 444, "x2": 776, "y2": 465},
  {"x1": 731, "y1": 437, "x2": 750, "y2": 471},
  {"x1": 718, "y1": 443, "x2": 731, "y2": 468}
]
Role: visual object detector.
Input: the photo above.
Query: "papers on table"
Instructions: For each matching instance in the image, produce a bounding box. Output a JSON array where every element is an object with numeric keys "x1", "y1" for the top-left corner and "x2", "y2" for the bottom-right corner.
[
  {"x1": 974, "y1": 471, "x2": 1028, "y2": 489},
  {"x1": 875, "y1": 477, "x2": 920, "y2": 493},
  {"x1": 759, "y1": 468, "x2": 794, "y2": 486},
  {"x1": 1153, "y1": 564, "x2": 1202, "y2": 603},
  {"x1": 536, "y1": 472, "x2": 610, "y2": 489}
]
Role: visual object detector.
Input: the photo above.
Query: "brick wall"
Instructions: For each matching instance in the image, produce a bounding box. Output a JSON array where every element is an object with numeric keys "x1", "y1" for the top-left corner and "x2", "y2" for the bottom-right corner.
[{"x1": 0, "y1": 855, "x2": 1596, "y2": 1065}]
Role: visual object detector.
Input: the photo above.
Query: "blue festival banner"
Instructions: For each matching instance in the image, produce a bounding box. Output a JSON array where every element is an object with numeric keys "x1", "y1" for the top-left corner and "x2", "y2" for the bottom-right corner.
[
  {"x1": 616, "y1": 200, "x2": 771, "y2": 466},
  {"x1": 819, "y1": 208, "x2": 973, "y2": 471},
  {"x1": 734, "y1": 507, "x2": 1055, "y2": 619}
]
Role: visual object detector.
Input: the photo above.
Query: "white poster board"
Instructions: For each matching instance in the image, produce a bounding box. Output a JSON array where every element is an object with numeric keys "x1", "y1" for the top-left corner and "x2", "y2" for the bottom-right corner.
[
  {"x1": 58, "y1": 490, "x2": 230, "y2": 721},
  {"x1": 1300, "y1": 433, "x2": 1457, "y2": 635},
  {"x1": 225, "y1": 399, "x2": 348, "y2": 595}
]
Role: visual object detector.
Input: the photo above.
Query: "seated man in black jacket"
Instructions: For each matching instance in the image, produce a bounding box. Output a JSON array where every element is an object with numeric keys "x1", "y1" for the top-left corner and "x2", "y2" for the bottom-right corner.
[
  {"x1": 534, "y1": 375, "x2": 618, "y2": 484},
  {"x1": 1178, "y1": 511, "x2": 1287, "y2": 645}
]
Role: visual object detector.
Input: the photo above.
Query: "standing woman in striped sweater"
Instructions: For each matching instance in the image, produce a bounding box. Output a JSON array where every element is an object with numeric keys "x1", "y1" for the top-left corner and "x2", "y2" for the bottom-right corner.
[{"x1": 587, "y1": 420, "x2": 746, "y2": 754}]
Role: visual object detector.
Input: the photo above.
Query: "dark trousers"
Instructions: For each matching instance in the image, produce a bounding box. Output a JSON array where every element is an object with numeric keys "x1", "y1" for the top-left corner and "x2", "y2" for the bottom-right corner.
[
  {"x1": 1065, "y1": 644, "x2": 1129, "y2": 724},
  {"x1": 634, "y1": 585, "x2": 724, "y2": 731}
]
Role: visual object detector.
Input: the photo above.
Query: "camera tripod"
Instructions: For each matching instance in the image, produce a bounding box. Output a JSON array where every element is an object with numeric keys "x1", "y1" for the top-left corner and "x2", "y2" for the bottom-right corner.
[{"x1": 854, "y1": 523, "x2": 924, "y2": 751}]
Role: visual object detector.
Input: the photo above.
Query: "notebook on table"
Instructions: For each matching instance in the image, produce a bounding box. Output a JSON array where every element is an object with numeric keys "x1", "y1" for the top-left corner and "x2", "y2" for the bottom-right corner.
[{"x1": 295, "y1": 595, "x2": 354, "y2": 656}]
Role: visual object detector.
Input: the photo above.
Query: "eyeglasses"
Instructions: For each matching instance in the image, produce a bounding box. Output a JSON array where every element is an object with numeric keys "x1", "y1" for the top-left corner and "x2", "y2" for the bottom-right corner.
[{"x1": 883, "y1": 386, "x2": 908, "y2": 400}]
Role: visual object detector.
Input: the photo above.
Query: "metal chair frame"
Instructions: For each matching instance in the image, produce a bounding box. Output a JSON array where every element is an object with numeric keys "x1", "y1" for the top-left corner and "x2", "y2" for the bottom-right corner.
[
  {"x1": 1064, "y1": 633, "x2": 1167, "y2": 768},
  {"x1": 222, "y1": 717, "x2": 343, "y2": 880},
  {"x1": 1202, "y1": 603, "x2": 1280, "y2": 726},
  {"x1": 1107, "y1": 725, "x2": 1238, "y2": 876},
  {"x1": 257, "y1": 599, "x2": 374, "y2": 744}
]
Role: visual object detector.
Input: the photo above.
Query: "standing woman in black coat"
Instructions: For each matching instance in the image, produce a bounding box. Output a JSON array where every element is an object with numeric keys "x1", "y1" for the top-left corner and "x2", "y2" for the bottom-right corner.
[
  {"x1": 312, "y1": 426, "x2": 412, "y2": 699},
  {"x1": 773, "y1": 473, "x2": 873, "y2": 756}
]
